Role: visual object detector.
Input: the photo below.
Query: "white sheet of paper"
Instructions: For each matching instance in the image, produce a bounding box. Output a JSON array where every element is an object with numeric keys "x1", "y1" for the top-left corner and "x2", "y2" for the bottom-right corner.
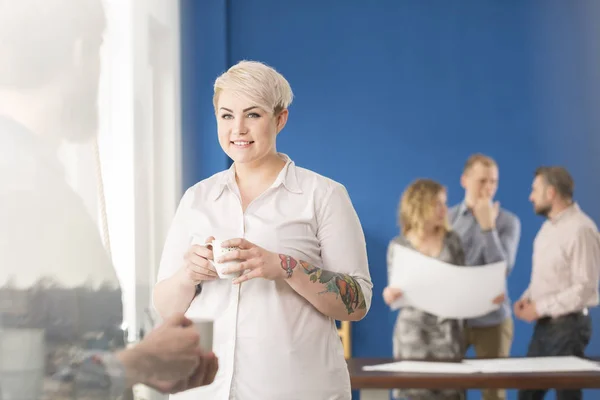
[
  {"x1": 363, "y1": 361, "x2": 479, "y2": 374},
  {"x1": 389, "y1": 243, "x2": 506, "y2": 318},
  {"x1": 464, "y1": 356, "x2": 600, "y2": 373},
  {"x1": 362, "y1": 357, "x2": 600, "y2": 374}
]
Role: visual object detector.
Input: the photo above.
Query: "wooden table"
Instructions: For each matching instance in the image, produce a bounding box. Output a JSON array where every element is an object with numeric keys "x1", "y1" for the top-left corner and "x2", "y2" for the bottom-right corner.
[{"x1": 348, "y1": 358, "x2": 600, "y2": 400}]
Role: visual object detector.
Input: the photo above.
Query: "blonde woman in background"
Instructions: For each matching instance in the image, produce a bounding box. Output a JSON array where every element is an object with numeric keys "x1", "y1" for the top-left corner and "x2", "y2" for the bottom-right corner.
[
  {"x1": 383, "y1": 179, "x2": 466, "y2": 400},
  {"x1": 153, "y1": 60, "x2": 373, "y2": 400}
]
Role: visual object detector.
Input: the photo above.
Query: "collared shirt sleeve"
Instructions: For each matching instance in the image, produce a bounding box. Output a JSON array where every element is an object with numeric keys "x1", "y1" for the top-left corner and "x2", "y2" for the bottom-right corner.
[
  {"x1": 481, "y1": 212, "x2": 521, "y2": 273},
  {"x1": 102, "y1": 352, "x2": 129, "y2": 398},
  {"x1": 25, "y1": 349, "x2": 129, "y2": 399},
  {"x1": 317, "y1": 183, "x2": 373, "y2": 312},
  {"x1": 536, "y1": 225, "x2": 600, "y2": 317},
  {"x1": 156, "y1": 188, "x2": 194, "y2": 284},
  {"x1": 73, "y1": 352, "x2": 128, "y2": 399}
]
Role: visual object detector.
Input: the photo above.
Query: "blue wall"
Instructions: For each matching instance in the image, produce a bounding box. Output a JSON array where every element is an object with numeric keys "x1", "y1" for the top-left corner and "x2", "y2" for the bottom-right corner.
[
  {"x1": 180, "y1": 1, "x2": 600, "y2": 398},
  {"x1": 180, "y1": 0, "x2": 230, "y2": 188}
]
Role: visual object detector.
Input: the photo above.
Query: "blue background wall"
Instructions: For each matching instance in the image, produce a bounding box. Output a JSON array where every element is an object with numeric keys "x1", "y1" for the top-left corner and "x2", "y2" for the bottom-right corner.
[{"x1": 180, "y1": 1, "x2": 600, "y2": 398}]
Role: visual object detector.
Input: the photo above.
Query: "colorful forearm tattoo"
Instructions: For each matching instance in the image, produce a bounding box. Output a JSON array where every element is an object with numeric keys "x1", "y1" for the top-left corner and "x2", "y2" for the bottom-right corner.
[{"x1": 279, "y1": 254, "x2": 366, "y2": 315}]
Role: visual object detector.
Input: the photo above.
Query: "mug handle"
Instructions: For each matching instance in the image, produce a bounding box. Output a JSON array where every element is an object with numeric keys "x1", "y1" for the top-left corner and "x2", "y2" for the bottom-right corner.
[{"x1": 189, "y1": 236, "x2": 216, "y2": 267}]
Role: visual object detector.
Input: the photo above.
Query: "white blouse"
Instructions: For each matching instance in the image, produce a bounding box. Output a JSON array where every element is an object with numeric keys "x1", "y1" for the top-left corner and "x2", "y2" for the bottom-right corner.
[{"x1": 155, "y1": 154, "x2": 372, "y2": 400}]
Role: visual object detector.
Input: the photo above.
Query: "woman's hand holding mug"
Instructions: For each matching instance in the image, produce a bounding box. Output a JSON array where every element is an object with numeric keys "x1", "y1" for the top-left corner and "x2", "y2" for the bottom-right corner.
[{"x1": 180, "y1": 236, "x2": 219, "y2": 286}]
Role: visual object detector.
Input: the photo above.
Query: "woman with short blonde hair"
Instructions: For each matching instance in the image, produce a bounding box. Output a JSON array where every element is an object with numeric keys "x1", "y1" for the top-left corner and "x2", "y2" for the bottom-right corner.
[
  {"x1": 153, "y1": 60, "x2": 372, "y2": 400},
  {"x1": 383, "y1": 178, "x2": 466, "y2": 400}
]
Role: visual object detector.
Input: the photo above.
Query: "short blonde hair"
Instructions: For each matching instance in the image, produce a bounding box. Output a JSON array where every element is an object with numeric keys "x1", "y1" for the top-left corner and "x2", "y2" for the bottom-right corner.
[
  {"x1": 213, "y1": 60, "x2": 293, "y2": 115},
  {"x1": 463, "y1": 153, "x2": 497, "y2": 173},
  {"x1": 399, "y1": 179, "x2": 449, "y2": 236}
]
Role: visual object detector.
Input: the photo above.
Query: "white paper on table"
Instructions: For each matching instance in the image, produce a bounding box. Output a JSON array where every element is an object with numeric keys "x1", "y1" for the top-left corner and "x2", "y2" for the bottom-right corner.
[
  {"x1": 389, "y1": 243, "x2": 506, "y2": 319},
  {"x1": 362, "y1": 356, "x2": 600, "y2": 374},
  {"x1": 363, "y1": 360, "x2": 479, "y2": 374},
  {"x1": 464, "y1": 356, "x2": 600, "y2": 373}
]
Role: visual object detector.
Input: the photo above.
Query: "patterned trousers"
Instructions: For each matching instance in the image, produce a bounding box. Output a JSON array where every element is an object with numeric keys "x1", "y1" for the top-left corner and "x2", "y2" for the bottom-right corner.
[{"x1": 392, "y1": 307, "x2": 465, "y2": 400}]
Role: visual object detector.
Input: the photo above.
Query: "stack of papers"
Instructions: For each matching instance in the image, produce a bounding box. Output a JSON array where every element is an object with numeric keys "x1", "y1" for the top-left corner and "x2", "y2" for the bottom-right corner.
[
  {"x1": 362, "y1": 356, "x2": 600, "y2": 374},
  {"x1": 363, "y1": 361, "x2": 478, "y2": 374},
  {"x1": 464, "y1": 356, "x2": 600, "y2": 373}
]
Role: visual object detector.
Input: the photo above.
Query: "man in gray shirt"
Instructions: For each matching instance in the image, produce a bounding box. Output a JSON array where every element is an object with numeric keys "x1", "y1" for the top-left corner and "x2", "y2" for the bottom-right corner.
[{"x1": 448, "y1": 154, "x2": 521, "y2": 400}]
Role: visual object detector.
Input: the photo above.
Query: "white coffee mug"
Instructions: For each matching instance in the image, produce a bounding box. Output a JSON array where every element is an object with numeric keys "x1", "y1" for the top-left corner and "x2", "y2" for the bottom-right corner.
[
  {"x1": 191, "y1": 319, "x2": 213, "y2": 351},
  {"x1": 190, "y1": 236, "x2": 241, "y2": 279}
]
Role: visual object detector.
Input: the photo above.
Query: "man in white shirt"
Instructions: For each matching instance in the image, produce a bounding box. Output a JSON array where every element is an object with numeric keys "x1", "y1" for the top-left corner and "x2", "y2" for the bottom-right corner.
[{"x1": 515, "y1": 166, "x2": 600, "y2": 400}]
